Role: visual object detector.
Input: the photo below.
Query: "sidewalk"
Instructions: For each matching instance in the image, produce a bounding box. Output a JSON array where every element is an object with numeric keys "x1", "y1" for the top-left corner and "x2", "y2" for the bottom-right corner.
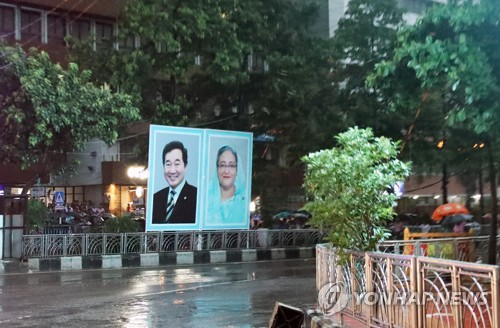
[
  {"x1": 306, "y1": 310, "x2": 366, "y2": 328},
  {"x1": 339, "y1": 316, "x2": 366, "y2": 327},
  {"x1": 1, "y1": 246, "x2": 316, "y2": 273}
]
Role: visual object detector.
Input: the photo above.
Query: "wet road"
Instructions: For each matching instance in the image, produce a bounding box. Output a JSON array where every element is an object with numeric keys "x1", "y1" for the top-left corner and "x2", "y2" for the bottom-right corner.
[{"x1": 0, "y1": 259, "x2": 317, "y2": 327}]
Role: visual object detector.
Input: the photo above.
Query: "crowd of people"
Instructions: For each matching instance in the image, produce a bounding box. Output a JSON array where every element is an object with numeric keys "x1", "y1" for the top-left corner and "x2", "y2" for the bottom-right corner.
[
  {"x1": 42, "y1": 200, "x2": 113, "y2": 233},
  {"x1": 388, "y1": 212, "x2": 489, "y2": 239}
]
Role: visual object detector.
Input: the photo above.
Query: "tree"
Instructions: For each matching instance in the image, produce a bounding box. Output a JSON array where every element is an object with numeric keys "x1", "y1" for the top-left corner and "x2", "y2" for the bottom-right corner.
[
  {"x1": 302, "y1": 127, "x2": 411, "y2": 254},
  {"x1": 329, "y1": 0, "x2": 405, "y2": 140},
  {"x1": 26, "y1": 199, "x2": 49, "y2": 233},
  {"x1": 0, "y1": 44, "x2": 140, "y2": 191},
  {"x1": 68, "y1": 0, "x2": 333, "y2": 164},
  {"x1": 367, "y1": 0, "x2": 500, "y2": 264},
  {"x1": 102, "y1": 215, "x2": 140, "y2": 233},
  {"x1": 67, "y1": 0, "x2": 338, "y2": 214}
]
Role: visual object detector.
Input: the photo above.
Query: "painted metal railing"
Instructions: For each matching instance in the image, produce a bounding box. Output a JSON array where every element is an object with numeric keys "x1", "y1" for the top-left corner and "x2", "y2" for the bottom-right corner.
[
  {"x1": 317, "y1": 243, "x2": 500, "y2": 328},
  {"x1": 22, "y1": 229, "x2": 325, "y2": 257},
  {"x1": 377, "y1": 235, "x2": 500, "y2": 264}
]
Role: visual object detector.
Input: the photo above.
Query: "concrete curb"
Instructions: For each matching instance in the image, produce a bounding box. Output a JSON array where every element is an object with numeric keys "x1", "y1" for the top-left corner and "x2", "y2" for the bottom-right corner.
[
  {"x1": 305, "y1": 310, "x2": 341, "y2": 328},
  {"x1": 0, "y1": 247, "x2": 315, "y2": 273}
]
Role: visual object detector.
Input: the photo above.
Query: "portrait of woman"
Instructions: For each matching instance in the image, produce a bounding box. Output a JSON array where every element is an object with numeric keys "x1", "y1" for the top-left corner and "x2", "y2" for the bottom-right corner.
[{"x1": 206, "y1": 145, "x2": 247, "y2": 225}]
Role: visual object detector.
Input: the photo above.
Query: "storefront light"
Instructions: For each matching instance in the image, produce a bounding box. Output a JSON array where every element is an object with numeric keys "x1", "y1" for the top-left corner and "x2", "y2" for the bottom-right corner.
[
  {"x1": 127, "y1": 166, "x2": 148, "y2": 179},
  {"x1": 135, "y1": 186, "x2": 144, "y2": 198},
  {"x1": 249, "y1": 201, "x2": 256, "y2": 212}
]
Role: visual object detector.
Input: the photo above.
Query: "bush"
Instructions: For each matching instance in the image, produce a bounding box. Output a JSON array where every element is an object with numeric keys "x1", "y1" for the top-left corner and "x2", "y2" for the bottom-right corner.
[
  {"x1": 101, "y1": 214, "x2": 140, "y2": 233},
  {"x1": 26, "y1": 199, "x2": 49, "y2": 232},
  {"x1": 302, "y1": 127, "x2": 411, "y2": 254}
]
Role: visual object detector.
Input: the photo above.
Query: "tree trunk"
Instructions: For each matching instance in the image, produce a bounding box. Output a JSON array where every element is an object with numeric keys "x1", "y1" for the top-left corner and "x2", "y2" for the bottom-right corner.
[
  {"x1": 487, "y1": 142, "x2": 498, "y2": 265},
  {"x1": 441, "y1": 162, "x2": 448, "y2": 203},
  {"x1": 478, "y1": 161, "x2": 485, "y2": 216}
]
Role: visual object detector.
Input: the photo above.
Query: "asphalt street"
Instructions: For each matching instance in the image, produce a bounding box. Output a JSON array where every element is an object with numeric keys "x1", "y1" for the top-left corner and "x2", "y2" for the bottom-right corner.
[{"x1": 0, "y1": 258, "x2": 317, "y2": 328}]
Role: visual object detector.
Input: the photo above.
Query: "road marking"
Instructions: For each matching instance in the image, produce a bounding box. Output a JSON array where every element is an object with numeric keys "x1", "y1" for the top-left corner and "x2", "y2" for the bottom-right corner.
[{"x1": 135, "y1": 279, "x2": 251, "y2": 298}]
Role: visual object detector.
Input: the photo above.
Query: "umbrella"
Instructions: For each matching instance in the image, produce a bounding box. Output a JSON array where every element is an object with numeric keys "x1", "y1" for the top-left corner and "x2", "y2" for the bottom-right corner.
[
  {"x1": 432, "y1": 203, "x2": 470, "y2": 222},
  {"x1": 273, "y1": 211, "x2": 294, "y2": 220},
  {"x1": 101, "y1": 213, "x2": 117, "y2": 220},
  {"x1": 440, "y1": 214, "x2": 473, "y2": 226},
  {"x1": 291, "y1": 210, "x2": 312, "y2": 220}
]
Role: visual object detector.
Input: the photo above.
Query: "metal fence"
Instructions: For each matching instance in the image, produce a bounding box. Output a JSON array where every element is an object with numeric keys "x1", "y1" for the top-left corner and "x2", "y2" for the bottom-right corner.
[
  {"x1": 377, "y1": 235, "x2": 500, "y2": 264},
  {"x1": 317, "y1": 243, "x2": 500, "y2": 328},
  {"x1": 22, "y1": 229, "x2": 325, "y2": 258},
  {"x1": 404, "y1": 225, "x2": 491, "y2": 236}
]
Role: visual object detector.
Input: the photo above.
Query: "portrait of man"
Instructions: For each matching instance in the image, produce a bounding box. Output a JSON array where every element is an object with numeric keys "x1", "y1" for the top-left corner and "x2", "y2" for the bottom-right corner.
[{"x1": 152, "y1": 141, "x2": 197, "y2": 224}]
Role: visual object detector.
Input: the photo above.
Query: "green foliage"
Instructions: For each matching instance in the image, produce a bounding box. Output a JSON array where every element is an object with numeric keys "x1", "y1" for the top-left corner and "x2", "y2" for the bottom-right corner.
[
  {"x1": 329, "y1": 0, "x2": 405, "y2": 140},
  {"x1": 101, "y1": 215, "x2": 140, "y2": 233},
  {"x1": 366, "y1": 0, "x2": 500, "y2": 177},
  {"x1": 0, "y1": 43, "x2": 141, "y2": 181},
  {"x1": 368, "y1": 0, "x2": 500, "y2": 137},
  {"x1": 367, "y1": 0, "x2": 500, "y2": 264},
  {"x1": 68, "y1": 0, "x2": 331, "y2": 164},
  {"x1": 26, "y1": 199, "x2": 49, "y2": 232},
  {"x1": 302, "y1": 127, "x2": 411, "y2": 254}
]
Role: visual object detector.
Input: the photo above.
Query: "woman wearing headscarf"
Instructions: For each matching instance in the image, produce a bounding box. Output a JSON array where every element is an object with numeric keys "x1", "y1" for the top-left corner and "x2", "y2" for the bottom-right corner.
[{"x1": 207, "y1": 145, "x2": 247, "y2": 225}]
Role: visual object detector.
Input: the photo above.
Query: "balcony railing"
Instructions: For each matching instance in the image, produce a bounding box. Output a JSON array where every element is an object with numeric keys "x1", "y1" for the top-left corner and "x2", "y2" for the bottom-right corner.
[{"x1": 22, "y1": 229, "x2": 326, "y2": 258}]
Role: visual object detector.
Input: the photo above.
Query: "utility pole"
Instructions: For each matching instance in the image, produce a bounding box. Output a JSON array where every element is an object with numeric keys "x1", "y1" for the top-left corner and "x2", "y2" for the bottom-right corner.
[
  {"x1": 487, "y1": 140, "x2": 498, "y2": 265},
  {"x1": 437, "y1": 139, "x2": 448, "y2": 203}
]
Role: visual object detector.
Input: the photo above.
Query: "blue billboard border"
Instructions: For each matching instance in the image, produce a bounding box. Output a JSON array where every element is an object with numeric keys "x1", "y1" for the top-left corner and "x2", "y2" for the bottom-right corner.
[{"x1": 146, "y1": 125, "x2": 205, "y2": 231}]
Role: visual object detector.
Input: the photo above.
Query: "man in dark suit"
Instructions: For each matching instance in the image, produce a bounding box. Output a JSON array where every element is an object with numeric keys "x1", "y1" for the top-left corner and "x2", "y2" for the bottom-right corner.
[{"x1": 152, "y1": 141, "x2": 197, "y2": 224}]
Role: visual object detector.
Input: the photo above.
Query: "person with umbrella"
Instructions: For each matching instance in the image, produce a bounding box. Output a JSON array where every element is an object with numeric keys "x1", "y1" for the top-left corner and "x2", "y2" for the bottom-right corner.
[
  {"x1": 432, "y1": 203, "x2": 470, "y2": 222},
  {"x1": 441, "y1": 213, "x2": 474, "y2": 232},
  {"x1": 432, "y1": 203, "x2": 473, "y2": 232}
]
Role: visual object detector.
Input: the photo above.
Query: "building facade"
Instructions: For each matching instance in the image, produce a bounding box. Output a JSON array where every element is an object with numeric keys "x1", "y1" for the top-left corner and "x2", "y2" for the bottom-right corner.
[
  {"x1": 1, "y1": 0, "x2": 463, "y2": 218},
  {"x1": 0, "y1": 0, "x2": 146, "y2": 216}
]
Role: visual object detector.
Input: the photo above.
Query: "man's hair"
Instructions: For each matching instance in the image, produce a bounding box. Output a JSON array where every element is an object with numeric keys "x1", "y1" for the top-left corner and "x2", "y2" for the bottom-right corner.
[{"x1": 162, "y1": 141, "x2": 188, "y2": 165}]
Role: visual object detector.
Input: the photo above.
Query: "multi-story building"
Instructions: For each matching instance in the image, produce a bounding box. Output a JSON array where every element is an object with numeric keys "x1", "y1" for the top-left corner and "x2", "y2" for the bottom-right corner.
[
  {"x1": 1, "y1": 0, "x2": 469, "y2": 218},
  {"x1": 0, "y1": 0, "x2": 147, "y2": 215},
  {"x1": 312, "y1": 0, "x2": 444, "y2": 39}
]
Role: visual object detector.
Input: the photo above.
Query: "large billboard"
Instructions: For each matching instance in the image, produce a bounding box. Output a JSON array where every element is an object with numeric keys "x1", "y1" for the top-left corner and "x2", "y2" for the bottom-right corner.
[{"x1": 146, "y1": 125, "x2": 252, "y2": 231}]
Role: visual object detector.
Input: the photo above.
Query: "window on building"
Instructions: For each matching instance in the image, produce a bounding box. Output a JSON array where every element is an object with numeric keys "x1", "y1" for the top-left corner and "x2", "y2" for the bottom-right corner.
[
  {"x1": 399, "y1": 0, "x2": 427, "y2": 15},
  {"x1": 119, "y1": 35, "x2": 135, "y2": 51},
  {"x1": 64, "y1": 186, "x2": 84, "y2": 205},
  {"x1": 156, "y1": 42, "x2": 167, "y2": 53},
  {"x1": 95, "y1": 21, "x2": 113, "y2": 47},
  {"x1": 70, "y1": 18, "x2": 90, "y2": 41},
  {"x1": 21, "y1": 9, "x2": 41, "y2": 41},
  {"x1": 247, "y1": 54, "x2": 269, "y2": 73},
  {"x1": 0, "y1": 6, "x2": 15, "y2": 37},
  {"x1": 47, "y1": 14, "x2": 66, "y2": 43}
]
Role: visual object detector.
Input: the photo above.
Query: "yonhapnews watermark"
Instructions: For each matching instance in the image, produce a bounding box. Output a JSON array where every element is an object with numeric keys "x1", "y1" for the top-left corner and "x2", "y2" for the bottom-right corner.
[
  {"x1": 318, "y1": 282, "x2": 350, "y2": 314},
  {"x1": 318, "y1": 282, "x2": 490, "y2": 315}
]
